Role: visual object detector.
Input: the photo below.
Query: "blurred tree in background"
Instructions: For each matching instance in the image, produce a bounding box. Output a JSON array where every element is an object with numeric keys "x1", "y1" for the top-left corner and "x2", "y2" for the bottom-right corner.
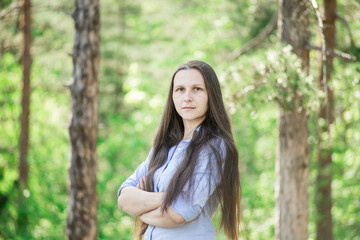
[
  {"x1": 275, "y1": 0, "x2": 311, "y2": 239},
  {"x1": 0, "y1": 0, "x2": 359, "y2": 239},
  {"x1": 17, "y1": 0, "x2": 32, "y2": 237},
  {"x1": 315, "y1": 0, "x2": 336, "y2": 239},
  {"x1": 66, "y1": 0, "x2": 100, "y2": 239}
]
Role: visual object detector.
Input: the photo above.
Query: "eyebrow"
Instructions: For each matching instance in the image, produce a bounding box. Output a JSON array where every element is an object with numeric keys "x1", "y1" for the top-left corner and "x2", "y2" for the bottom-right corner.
[{"x1": 174, "y1": 83, "x2": 205, "y2": 88}]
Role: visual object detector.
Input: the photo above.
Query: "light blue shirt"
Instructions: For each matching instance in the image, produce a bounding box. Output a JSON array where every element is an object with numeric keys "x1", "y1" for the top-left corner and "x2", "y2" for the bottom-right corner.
[{"x1": 118, "y1": 137, "x2": 226, "y2": 240}]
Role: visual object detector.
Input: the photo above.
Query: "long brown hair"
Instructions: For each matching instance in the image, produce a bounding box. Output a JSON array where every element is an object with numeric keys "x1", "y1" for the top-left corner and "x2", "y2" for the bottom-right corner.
[{"x1": 136, "y1": 60, "x2": 241, "y2": 240}]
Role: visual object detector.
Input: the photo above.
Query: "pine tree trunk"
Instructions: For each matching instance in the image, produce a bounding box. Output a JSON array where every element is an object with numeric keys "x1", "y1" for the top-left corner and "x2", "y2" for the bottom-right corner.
[
  {"x1": 315, "y1": 1, "x2": 336, "y2": 239},
  {"x1": 276, "y1": 110, "x2": 310, "y2": 240},
  {"x1": 18, "y1": 0, "x2": 32, "y2": 234},
  {"x1": 19, "y1": 0, "x2": 32, "y2": 189},
  {"x1": 276, "y1": 0, "x2": 310, "y2": 239},
  {"x1": 66, "y1": 0, "x2": 100, "y2": 239}
]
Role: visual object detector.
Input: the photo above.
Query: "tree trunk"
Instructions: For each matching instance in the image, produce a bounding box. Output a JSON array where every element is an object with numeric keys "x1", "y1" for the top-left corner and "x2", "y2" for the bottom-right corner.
[
  {"x1": 315, "y1": 1, "x2": 336, "y2": 239},
  {"x1": 66, "y1": 0, "x2": 100, "y2": 239},
  {"x1": 17, "y1": 0, "x2": 32, "y2": 234},
  {"x1": 276, "y1": 0, "x2": 310, "y2": 239},
  {"x1": 19, "y1": 0, "x2": 32, "y2": 189},
  {"x1": 276, "y1": 110, "x2": 310, "y2": 240}
]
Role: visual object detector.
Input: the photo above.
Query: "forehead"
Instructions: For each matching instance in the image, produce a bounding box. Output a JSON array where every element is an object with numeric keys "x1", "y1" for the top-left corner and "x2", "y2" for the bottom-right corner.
[{"x1": 173, "y1": 69, "x2": 205, "y2": 86}]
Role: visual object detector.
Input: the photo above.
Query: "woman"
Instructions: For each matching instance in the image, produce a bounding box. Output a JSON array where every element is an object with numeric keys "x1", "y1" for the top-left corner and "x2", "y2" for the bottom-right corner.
[{"x1": 117, "y1": 60, "x2": 241, "y2": 240}]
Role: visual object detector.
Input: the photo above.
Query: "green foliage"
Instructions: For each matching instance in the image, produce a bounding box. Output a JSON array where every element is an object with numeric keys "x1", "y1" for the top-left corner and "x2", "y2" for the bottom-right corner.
[
  {"x1": 0, "y1": 51, "x2": 70, "y2": 239},
  {"x1": 329, "y1": 57, "x2": 360, "y2": 240},
  {"x1": 226, "y1": 45, "x2": 318, "y2": 111},
  {"x1": 0, "y1": 0, "x2": 12, "y2": 8},
  {"x1": 0, "y1": 53, "x2": 21, "y2": 239}
]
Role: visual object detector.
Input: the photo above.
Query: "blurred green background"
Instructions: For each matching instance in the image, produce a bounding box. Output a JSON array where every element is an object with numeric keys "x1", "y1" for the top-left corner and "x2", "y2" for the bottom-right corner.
[{"x1": 0, "y1": 0, "x2": 359, "y2": 239}]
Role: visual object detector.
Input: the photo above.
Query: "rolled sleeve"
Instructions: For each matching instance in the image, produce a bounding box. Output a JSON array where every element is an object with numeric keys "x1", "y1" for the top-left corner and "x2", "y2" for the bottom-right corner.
[
  {"x1": 171, "y1": 195, "x2": 203, "y2": 222},
  {"x1": 117, "y1": 149, "x2": 152, "y2": 197}
]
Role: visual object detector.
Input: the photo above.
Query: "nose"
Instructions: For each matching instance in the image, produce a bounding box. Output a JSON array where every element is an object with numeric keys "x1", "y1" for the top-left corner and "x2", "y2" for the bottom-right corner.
[{"x1": 184, "y1": 90, "x2": 192, "y2": 102}]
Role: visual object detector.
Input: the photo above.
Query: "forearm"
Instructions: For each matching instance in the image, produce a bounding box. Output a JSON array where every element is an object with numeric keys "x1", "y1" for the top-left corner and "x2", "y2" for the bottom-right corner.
[
  {"x1": 140, "y1": 206, "x2": 186, "y2": 228},
  {"x1": 118, "y1": 187, "x2": 164, "y2": 216}
]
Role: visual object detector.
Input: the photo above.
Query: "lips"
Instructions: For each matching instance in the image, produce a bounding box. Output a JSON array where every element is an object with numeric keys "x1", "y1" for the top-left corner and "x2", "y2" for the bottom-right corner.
[{"x1": 183, "y1": 106, "x2": 195, "y2": 110}]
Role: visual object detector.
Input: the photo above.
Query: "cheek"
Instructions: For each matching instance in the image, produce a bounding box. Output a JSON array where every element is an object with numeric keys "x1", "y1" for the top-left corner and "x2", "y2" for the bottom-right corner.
[
  {"x1": 172, "y1": 95, "x2": 180, "y2": 109},
  {"x1": 204, "y1": 96, "x2": 209, "y2": 110}
]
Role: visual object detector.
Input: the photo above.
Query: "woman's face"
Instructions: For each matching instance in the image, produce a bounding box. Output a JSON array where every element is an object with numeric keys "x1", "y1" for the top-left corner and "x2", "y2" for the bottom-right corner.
[{"x1": 172, "y1": 69, "x2": 209, "y2": 128}]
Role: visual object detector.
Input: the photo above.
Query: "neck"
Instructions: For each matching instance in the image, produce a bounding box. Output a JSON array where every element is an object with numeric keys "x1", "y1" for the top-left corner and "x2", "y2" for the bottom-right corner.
[
  {"x1": 183, "y1": 129, "x2": 195, "y2": 140},
  {"x1": 183, "y1": 122, "x2": 201, "y2": 140}
]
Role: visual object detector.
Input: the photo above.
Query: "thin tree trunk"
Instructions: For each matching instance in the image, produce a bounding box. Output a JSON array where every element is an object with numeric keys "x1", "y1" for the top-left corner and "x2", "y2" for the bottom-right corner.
[
  {"x1": 66, "y1": 0, "x2": 100, "y2": 239},
  {"x1": 19, "y1": 0, "x2": 32, "y2": 189},
  {"x1": 276, "y1": 0, "x2": 310, "y2": 239},
  {"x1": 315, "y1": 0, "x2": 336, "y2": 239},
  {"x1": 18, "y1": 0, "x2": 32, "y2": 235}
]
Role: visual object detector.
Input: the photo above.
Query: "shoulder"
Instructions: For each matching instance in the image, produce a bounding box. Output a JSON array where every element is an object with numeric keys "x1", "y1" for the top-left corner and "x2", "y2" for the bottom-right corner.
[
  {"x1": 208, "y1": 136, "x2": 227, "y2": 157},
  {"x1": 198, "y1": 136, "x2": 227, "y2": 163},
  {"x1": 193, "y1": 137, "x2": 225, "y2": 176}
]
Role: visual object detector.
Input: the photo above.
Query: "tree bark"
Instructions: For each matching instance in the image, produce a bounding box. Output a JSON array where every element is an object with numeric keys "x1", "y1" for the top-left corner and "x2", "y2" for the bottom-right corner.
[
  {"x1": 18, "y1": 0, "x2": 32, "y2": 234},
  {"x1": 276, "y1": 0, "x2": 310, "y2": 239},
  {"x1": 315, "y1": 1, "x2": 336, "y2": 239},
  {"x1": 276, "y1": 110, "x2": 310, "y2": 240},
  {"x1": 19, "y1": 0, "x2": 32, "y2": 189},
  {"x1": 66, "y1": 0, "x2": 100, "y2": 239}
]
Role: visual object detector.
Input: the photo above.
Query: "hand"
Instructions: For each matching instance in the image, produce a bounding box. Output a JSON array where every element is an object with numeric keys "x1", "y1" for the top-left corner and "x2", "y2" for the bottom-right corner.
[{"x1": 136, "y1": 176, "x2": 146, "y2": 190}]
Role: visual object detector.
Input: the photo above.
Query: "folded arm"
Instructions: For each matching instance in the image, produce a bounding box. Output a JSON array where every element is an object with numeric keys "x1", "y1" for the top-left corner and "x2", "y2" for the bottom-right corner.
[
  {"x1": 117, "y1": 186, "x2": 164, "y2": 217},
  {"x1": 140, "y1": 206, "x2": 186, "y2": 228}
]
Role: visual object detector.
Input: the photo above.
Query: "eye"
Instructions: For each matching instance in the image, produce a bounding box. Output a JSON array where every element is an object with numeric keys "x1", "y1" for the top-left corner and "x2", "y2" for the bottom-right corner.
[
  {"x1": 175, "y1": 87, "x2": 185, "y2": 92},
  {"x1": 194, "y1": 87, "x2": 202, "y2": 91}
]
